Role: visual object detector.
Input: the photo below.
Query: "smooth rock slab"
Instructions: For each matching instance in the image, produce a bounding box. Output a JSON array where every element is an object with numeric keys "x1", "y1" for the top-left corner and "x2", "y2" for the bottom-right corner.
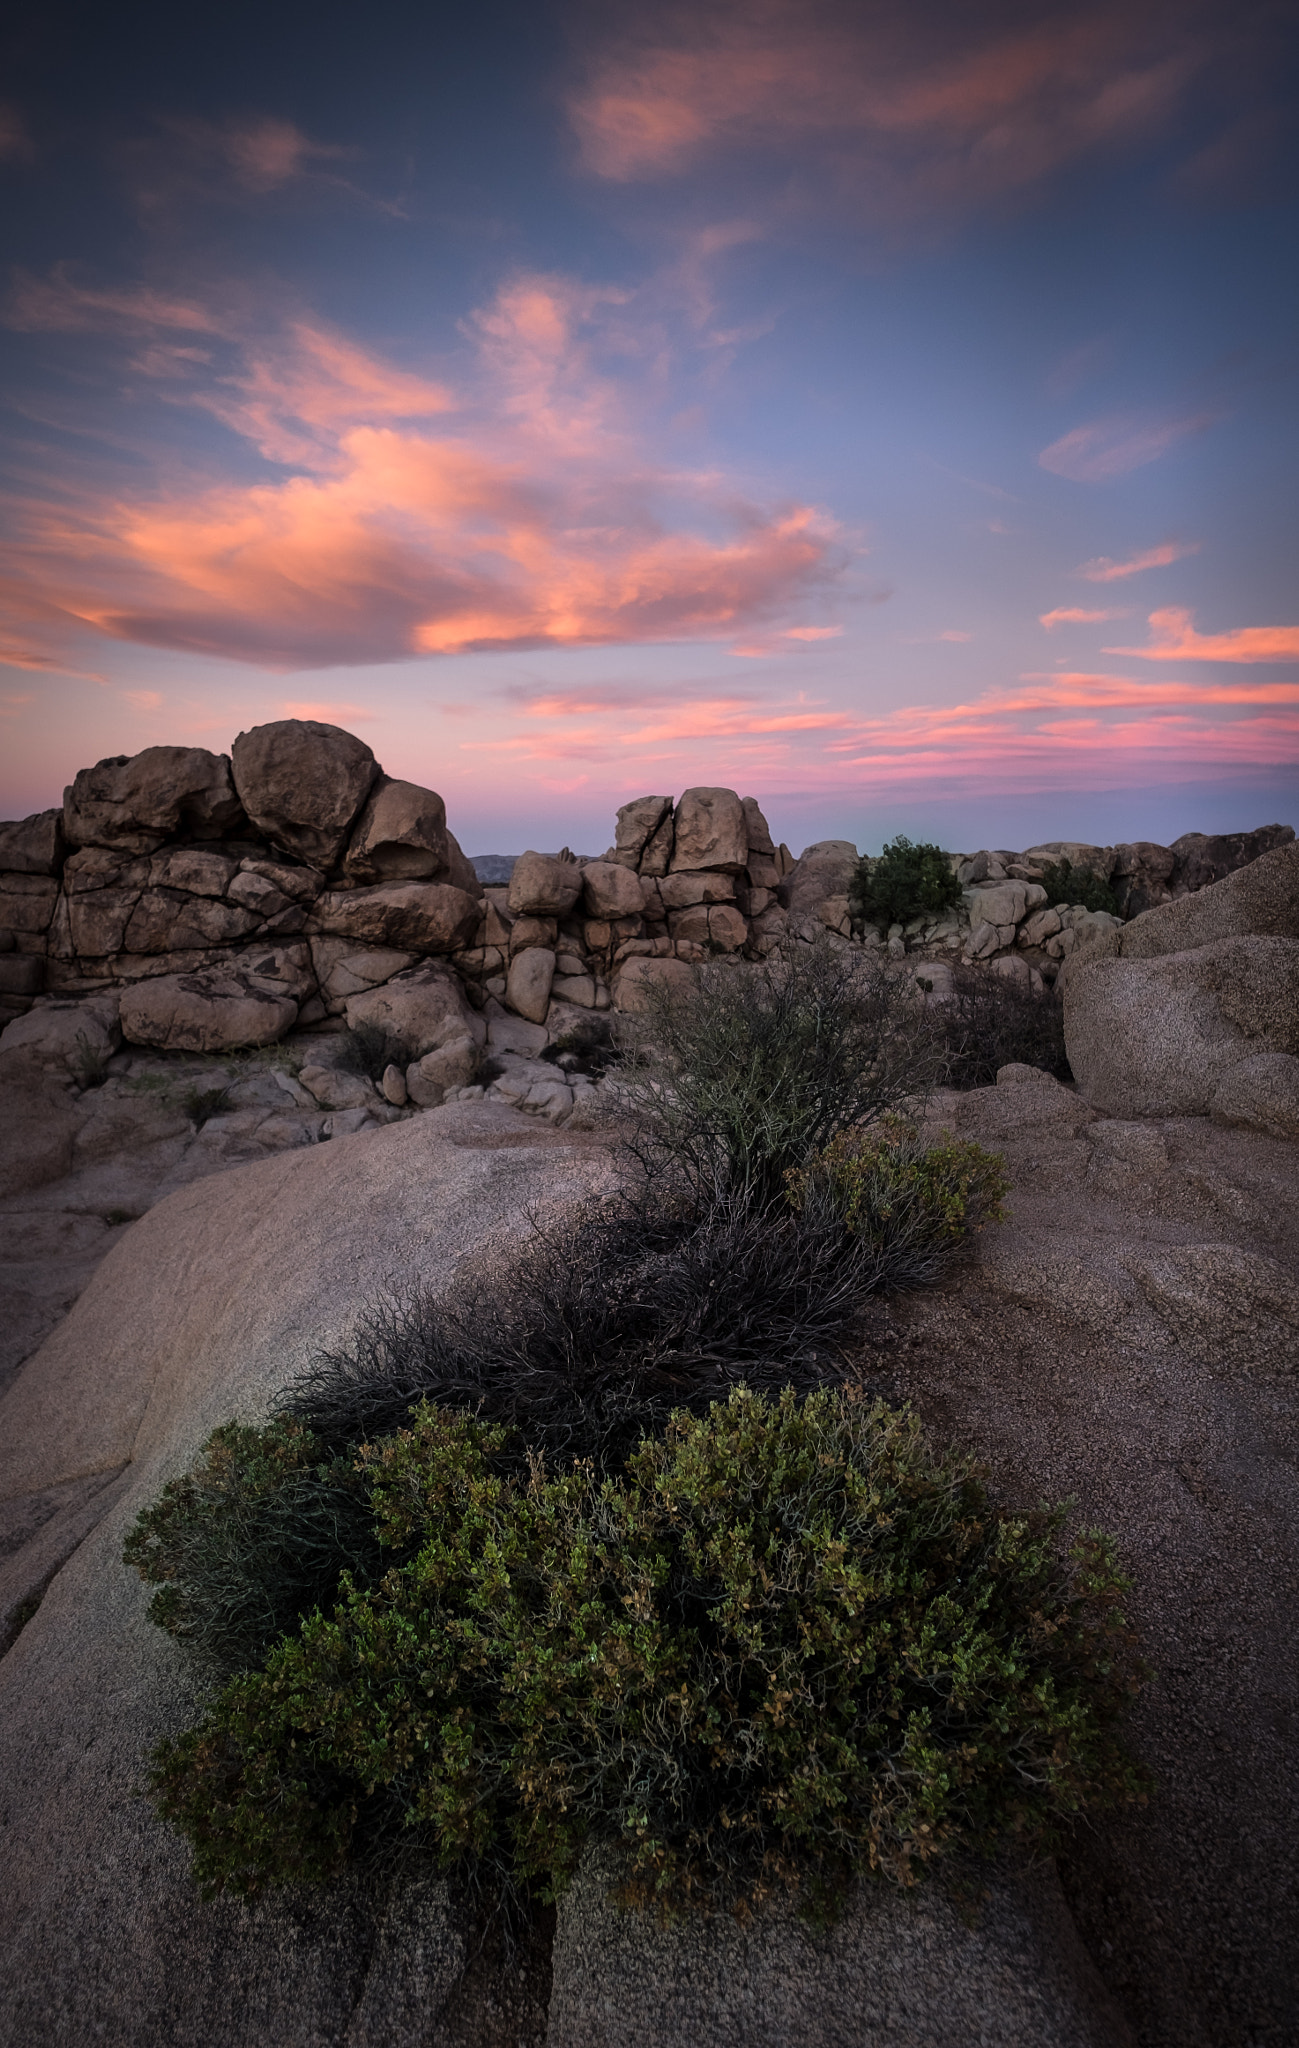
[
  {"x1": 1209, "y1": 1050, "x2": 1299, "y2": 1141},
  {"x1": 119, "y1": 956, "x2": 306, "y2": 1052},
  {"x1": 313, "y1": 880, "x2": 481, "y2": 953},
  {"x1": 547, "y1": 1849, "x2": 1132, "y2": 2048}
]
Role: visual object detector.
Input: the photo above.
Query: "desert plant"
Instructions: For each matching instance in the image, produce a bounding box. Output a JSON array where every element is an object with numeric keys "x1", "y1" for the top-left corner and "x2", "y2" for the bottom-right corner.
[
  {"x1": 1037, "y1": 858, "x2": 1120, "y2": 917},
  {"x1": 615, "y1": 935, "x2": 943, "y2": 1207},
  {"x1": 143, "y1": 1388, "x2": 1147, "y2": 1913},
  {"x1": 938, "y1": 963, "x2": 1070, "y2": 1088},
  {"x1": 283, "y1": 1186, "x2": 895, "y2": 1476},
  {"x1": 123, "y1": 1419, "x2": 383, "y2": 1671},
  {"x1": 180, "y1": 1082, "x2": 232, "y2": 1128},
  {"x1": 787, "y1": 1123, "x2": 1008, "y2": 1281},
  {"x1": 338, "y1": 1020, "x2": 411, "y2": 1085},
  {"x1": 849, "y1": 838, "x2": 962, "y2": 934},
  {"x1": 70, "y1": 1030, "x2": 111, "y2": 1089}
]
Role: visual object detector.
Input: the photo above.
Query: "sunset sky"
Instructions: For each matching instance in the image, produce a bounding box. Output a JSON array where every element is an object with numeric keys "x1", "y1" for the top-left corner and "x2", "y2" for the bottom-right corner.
[{"x1": 2, "y1": 0, "x2": 1297, "y2": 855}]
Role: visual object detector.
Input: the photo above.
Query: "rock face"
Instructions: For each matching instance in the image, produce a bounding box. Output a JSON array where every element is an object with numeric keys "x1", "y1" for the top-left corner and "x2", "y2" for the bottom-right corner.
[
  {"x1": 0, "y1": 1109, "x2": 610, "y2": 2046},
  {"x1": 313, "y1": 881, "x2": 481, "y2": 954},
  {"x1": 1209, "y1": 1051, "x2": 1299, "y2": 1140},
  {"x1": 63, "y1": 748, "x2": 244, "y2": 853},
  {"x1": 231, "y1": 720, "x2": 380, "y2": 868},
  {"x1": 117, "y1": 949, "x2": 312, "y2": 1053},
  {"x1": 547, "y1": 1847, "x2": 1131, "y2": 2048},
  {"x1": 342, "y1": 775, "x2": 450, "y2": 882},
  {"x1": 343, "y1": 961, "x2": 485, "y2": 1061},
  {"x1": 508, "y1": 852, "x2": 584, "y2": 918},
  {"x1": 669, "y1": 788, "x2": 748, "y2": 873},
  {"x1": 0, "y1": 810, "x2": 63, "y2": 875},
  {"x1": 1109, "y1": 840, "x2": 1299, "y2": 959},
  {"x1": 1064, "y1": 936, "x2": 1299, "y2": 1117}
]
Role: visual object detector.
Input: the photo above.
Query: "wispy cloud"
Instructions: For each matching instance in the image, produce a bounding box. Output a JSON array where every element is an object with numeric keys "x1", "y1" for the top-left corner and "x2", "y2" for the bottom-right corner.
[
  {"x1": 1106, "y1": 607, "x2": 1299, "y2": 664},
  {"x1": 1039, "y1": 412, "x2": 1215, "y2": 482},
  {"x1": 1074, "y1": 540, "x2": 1200, "y2": 581},
  {"x1": 567, "y1": 1, "x2": 1209, "y2": 225},
  {"x1": 1040, "y1": 607, "x2": 1129, "y2": 628},
  {"x1": 281, "y1": 699, "x2": 379, "y2": 722},
  {"x1": 0, "y1": 273, "x2": 843, "y2": 670}
]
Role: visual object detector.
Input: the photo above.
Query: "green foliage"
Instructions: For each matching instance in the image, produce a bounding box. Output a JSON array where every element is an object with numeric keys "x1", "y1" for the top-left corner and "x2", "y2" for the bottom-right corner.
[
  {"x1": 144, "y1": 1390, "x2": 1146, "y2": 1913},
  {"x1": 1037, "y1": 859, "x2": 1120, "y2": 917},
  {"x1": 620, "y1": 935, "x2": 942, "y2": 1207},
  {"x1": 938, "y1": 964, "x2": 1071, "y2": 1089},
  {"x1": 123, "y1": 1418, "x2": 384, "y2": 1671},
  {"x1": 179, "y1": 1083, "x2": 231, "y2": 1128},
  {"x1": 849, "y1": 838, "x2": 962, "y2": 934},
  {"x1": 787, "y1": 1124, "x2": 1009, "y2": 1271}
]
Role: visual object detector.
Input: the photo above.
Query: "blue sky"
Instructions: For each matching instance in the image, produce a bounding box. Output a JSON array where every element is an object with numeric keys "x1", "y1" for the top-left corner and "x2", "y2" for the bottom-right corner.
[{"x1": 1, "y1": 0, "x2": 1296, "y2": 855}]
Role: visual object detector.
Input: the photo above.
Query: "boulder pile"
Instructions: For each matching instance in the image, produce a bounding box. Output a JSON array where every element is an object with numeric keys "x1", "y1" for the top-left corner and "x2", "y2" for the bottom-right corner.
[{"x1": 0, "y1": 718, "x2": 1292, "y2": 1073}]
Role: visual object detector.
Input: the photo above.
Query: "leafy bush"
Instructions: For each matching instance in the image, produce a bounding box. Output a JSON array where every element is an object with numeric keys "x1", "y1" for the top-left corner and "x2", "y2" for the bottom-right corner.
[
  {"x1": 938, "y1": 963, "x2": 1071, "y2": 1088},
  {"x1": 179, "y1": 1082, "x2": 231, "y2": 1128},
  {"x1": 123, "y1": 1420, "x2": 383, "y2": 1671},
  {"x1": 617, "y1": 935, "x2": 942, "y2": 1207},
  {"x1": 849, "y1": 838, "x2": 962, "y2": 934},
  {"x1": 1037, "y1": 858, "x2": 1120, "y2": 917},
  {"x1": 338, "y1": 1020, "x2": 411, "y2": 1085},
  {"x1": 788, "y1": 1123, "x2": 1008, "y2": 1278},
  {"x1": 144, "y1": 1388, "x2": 1146, "y2": 1912}
]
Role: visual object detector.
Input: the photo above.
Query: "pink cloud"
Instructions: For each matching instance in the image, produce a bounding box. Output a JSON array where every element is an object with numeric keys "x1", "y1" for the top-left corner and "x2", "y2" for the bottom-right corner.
[
  {"x1": 1039, "y1": 413, "x2": 1215, "y2": 482},
  {"x1": 784, "y1": 624, "x2": 843, "y2": 641},
  {"x1": 1074, "y1": 541, "x2": 1199, "y2": 581},
  {"x1": 1106, "y1": 608, "x2": 1299, "y2": 664},
  {"x1": 567, "y1": 3, "x2": 1207, "y2": 220},
  {"x1": 0, "y1": 279, "x2": 842, "y2": 671},
  {"x1": 1039, "y1": 607, "x2": 1128, "y2": 628},
  {"x1": 281, "y1": 699, "x2": 379, "y2": 722}
]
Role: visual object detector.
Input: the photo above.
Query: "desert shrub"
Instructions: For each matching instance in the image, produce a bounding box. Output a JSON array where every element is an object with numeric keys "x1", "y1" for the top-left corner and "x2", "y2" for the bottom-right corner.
[
  {"x1": 179, "y1": 1082, "x2": 231, "y2": 1128},
  {"x1": 1037, "y1": 858, "x2": 1120, "y2": 917},
  {"x1": 284, "y1": 1186, "x2": 900, "y2": 1475},
  {"x1": 788, "y1": 1123, "x2": 1008, "y2": 1282},
  {"x1": 144, "y1": 1388, "x2": 1147, "y2": 1912},
  {"x1": 849, "y1": 838, "x2": 961, "y2": 934},
  {"x1": 338, "y1": 1020, "x2": 411, "y2": 1085},
  {"x1": 938, "y1": 963, "x2": 1070, "y2": 1088},
  {"x1": 70, "y1": 1030, "x2": 111, "y2": 1089},
  {"x1": 123, "y1": 1419, "x2": 384, "y2": 1671},
  {"x1": 542, "y1": 1015, "x2": 619, "y2": 1079},
  {"x1": 617, "y1": 935, "x2": 942, "y2": 1207}
]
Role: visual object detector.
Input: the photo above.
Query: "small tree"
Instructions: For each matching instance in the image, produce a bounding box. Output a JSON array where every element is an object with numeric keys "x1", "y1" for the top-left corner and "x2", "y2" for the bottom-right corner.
[{"x1": 849, "y1": 837, "x2": 962, "y2": 933}]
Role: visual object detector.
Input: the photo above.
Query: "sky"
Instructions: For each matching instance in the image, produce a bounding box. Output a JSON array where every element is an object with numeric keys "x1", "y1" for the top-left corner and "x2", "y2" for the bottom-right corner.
[{"x1": 1, "y1": 0, "x2": 1297, "y2": 857}]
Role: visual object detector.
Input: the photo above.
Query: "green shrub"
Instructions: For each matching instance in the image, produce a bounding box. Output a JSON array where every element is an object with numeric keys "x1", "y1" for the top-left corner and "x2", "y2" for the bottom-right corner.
[
  {"x1": 619, "y1": 935, "x2": 942, "y2": 1207},
  {"x1": 849, "y1": 838, "x2": 961, "y2": 934},
  {"x1": 70, "y1": 1030, "x2": 111, "y2": 1089},
  {"x1": 938, "y1": 963, "x2": 1070, "y2": 1088},
  {"x1": 179, "y1": 1082, "x2": 231, "y2": 1128},
  {"x1": 787, "y1": 1123, "x2": 1008, "y2": 1276},
  {"x1": 144, "y1": 1389, "x2": 1146, "y2": 1913},
  {"x1": 1037, "y1": 859, "x2": 1119, "y2": 917},
  {"x1": 123, "y1": 1419, "x2": 384, "y2": 1671}
]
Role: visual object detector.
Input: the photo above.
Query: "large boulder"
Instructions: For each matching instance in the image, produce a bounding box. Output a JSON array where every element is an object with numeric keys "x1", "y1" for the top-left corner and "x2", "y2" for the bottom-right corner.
[
  {"x1": 581, "y1": 861, "x2": 645, "y2": 920},
  {"x1": 547, "y1": 1847, "x2": 1132, "y2": 2048},
  {"x1": 669, "y1": 789, "x2": 747, "y2": 874},
  {"x1": 507, "y1": 945, "x2": 556, "y2": 1023},
  {"x1": 1209, "y1": 1051, "x2": 1299, "y2": 1141},
  {"x1": 231, "y1": 721, "x2": 379, "y2": 869},
  {"x1": 0, "y1": 992, "x2": 121, "y2": 1072},
  {"x1": 1169, "y1": 824, "x2": 1294, "y2": 895},
  {"x1": 312, "y1": 882, "x2": 481, "y2": 953},
  {"x1": 508, "y1": 852, "x2": 584, "y2": 919},
  {"x1": 778, "y1": 840, "x2": 858, "y2": 924},
  {"x1": 342, "y1": 776, "x2": 450, "y2": 883},
  {"x1": 63, "y1": 749, "x2": 243, "y2": 853},
  {"x1": 0, "y1": 810, "x2": 64, "y2": 876},
  {"x1": 741, "y1": 795, "x2": 776, "y2": 855},
  {"x1": 1064, "y1": 936, "x2": 1299, "y2": 1117},
  {"x1": 343, "y1": 961, "x2": 486, "y2": 1060},
  {"x1": 0, "y1": 872, "x2": 59, "y2": 938},
  {"x1": 118, "y1": 946, "x2": 314, "y2": 1053},
  {"x1": 0, "y1": 1110, "x2": 609, "y2": 2045},
  {"x1": 614, "y1": 796, "x2": 673, "y2": 868},
  {"x1": 1113, "y1": 841, "x2": 1299, "y2": 960},
  {"x1": 612, "y1": 955, "x2": 695, "y2": 1011}
]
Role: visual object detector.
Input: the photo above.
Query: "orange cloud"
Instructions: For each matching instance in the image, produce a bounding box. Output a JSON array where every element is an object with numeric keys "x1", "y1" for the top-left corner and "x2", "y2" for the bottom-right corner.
[
  {"x1": 1039, "y1": 607, "x2": 1128, "y2": 628},
  {"x1": 0, "y1": 280, "x2": 841, "y2": 670},
  {"x1": 1039, "y1": 413, "x2": 1215, "y2": 482},
  {"x1": 1106, "y1": 608, "x2": 1299, "y2": 663},
  {"x1": 1075, "y1": 541, "x2": 1199, "y2": 581},
  {"x1": 567, "y1": 2, "x2": 1207, "y2": 219}
]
